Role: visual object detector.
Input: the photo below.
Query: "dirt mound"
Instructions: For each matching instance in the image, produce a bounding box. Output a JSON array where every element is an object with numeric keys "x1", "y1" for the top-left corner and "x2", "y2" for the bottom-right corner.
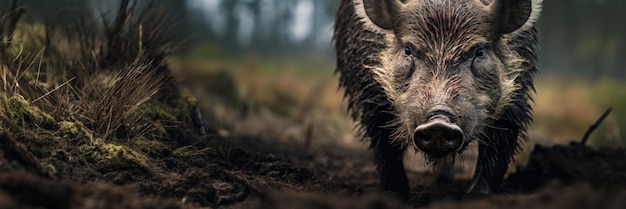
[{"x1": 507, "y1": 143, "x2": 626, "y2": 192}]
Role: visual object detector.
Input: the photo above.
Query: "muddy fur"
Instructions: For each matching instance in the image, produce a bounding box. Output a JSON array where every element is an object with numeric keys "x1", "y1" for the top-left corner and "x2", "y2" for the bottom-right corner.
[{"x1": 334, "y1": 0, "x2": 540, "y2": 198}]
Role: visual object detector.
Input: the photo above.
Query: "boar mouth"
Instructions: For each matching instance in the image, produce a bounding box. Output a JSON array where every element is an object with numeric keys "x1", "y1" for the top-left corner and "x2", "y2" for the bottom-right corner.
[{"x1": 412, "y1": 110, "x2": 465, "y2": 158}]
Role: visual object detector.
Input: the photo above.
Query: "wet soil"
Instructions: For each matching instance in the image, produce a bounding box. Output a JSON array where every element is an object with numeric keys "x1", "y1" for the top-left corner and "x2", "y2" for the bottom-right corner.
[
  {"x1": 0, "y1": 126, "x2": 626, "y2": 208},
  {"x1": 1, "y1": 122, "x2": 626, "y2": 209}
]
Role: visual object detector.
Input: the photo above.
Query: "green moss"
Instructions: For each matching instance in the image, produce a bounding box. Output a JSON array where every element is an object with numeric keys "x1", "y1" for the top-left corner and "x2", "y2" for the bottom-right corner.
[
  {"x1": 46, "y1": 163, "x2": 57, "y2": 174},
  {"x1": 132, "y1": 136, "x2": 168, "y2": 157},
  {"x1": 145, "y1": 89, "x2": 197, "y2": 120},
  {"x1": 58, "y1": 121, "x2": 79, "y2": 135},
  {"x1": 181, "y1": 89, "x2": 198, "y2": 105},
  {"x1": 172, "y1": 146, "x2": 210, "y2": 158},
  {"x1": 3, "y1": 96, "x2": 57, "y2": 130},
  {"x1": 55, "y1": 119, "x2": 95, "y2": 142},
  {"x1": 143, "y1": 102, "x2": 178, "y2": 121},
  {"x1": 138, "y1": 88, "x2": 199, "y2": 140},
  {"x1": 81, "y1": 138, "x2": 148, "y2": 164}
]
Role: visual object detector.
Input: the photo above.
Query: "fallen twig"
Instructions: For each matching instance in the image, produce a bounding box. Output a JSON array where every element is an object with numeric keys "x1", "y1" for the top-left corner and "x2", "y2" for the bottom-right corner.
[{"x1": 580, "y1": 107, "x2": 612, "y2": 146}]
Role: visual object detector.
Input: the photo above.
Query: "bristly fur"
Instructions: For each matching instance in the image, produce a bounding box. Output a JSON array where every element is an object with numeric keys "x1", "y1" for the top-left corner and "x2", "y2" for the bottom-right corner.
[{"x1": 335, "y1": 0, "x2": 541, "y2": 196}]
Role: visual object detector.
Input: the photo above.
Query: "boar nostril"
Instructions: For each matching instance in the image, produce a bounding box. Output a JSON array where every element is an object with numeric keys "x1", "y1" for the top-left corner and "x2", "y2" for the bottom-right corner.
[
  {"x1": 414, "y1": 131, "x2": 432, "y2": 145},
  {"x1": 413, "y1": 119, "x2": 464, "y2": 157},
  {"x1": 444, "y1": 130, "x2": 463, "y2": 147}
]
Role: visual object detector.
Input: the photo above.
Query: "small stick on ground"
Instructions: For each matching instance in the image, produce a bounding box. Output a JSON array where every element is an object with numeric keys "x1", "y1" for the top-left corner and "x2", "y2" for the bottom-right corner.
[{"x1": 580, "y1": 107, "x2": 612, "y2": 146}]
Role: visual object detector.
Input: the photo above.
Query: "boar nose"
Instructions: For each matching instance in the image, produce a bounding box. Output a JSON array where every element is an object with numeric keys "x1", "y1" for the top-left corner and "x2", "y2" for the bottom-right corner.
[{"x1": 413, "y1": 116, "x2": 464, "y2": 157}]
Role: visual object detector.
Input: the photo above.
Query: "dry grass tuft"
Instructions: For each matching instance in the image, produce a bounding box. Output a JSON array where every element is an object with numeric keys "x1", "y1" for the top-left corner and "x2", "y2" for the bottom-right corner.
[{"x1": 0, "y1": 0, "x2": 195, "y2": 151}]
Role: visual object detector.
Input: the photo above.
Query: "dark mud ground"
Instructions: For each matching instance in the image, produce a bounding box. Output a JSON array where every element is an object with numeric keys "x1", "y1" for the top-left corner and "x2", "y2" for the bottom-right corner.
[
  {"x1": 2, "y1": 95, "x2": 626, "y2": 209},
  {"x1": 2, "y1": 127, "x2": 626, "y2": 209}
]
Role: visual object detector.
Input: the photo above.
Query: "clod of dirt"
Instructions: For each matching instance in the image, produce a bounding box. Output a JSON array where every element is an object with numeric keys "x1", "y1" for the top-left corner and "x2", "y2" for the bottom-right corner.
[
  {"x1": 506, "y1": 143, "x2": 626, "y2": 192},
  {"x1": 0, "y1": 132, "x2": 52, "y2": 177}
]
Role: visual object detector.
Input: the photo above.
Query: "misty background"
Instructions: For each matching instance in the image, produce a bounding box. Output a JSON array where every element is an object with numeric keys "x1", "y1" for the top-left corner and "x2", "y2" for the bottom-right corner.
[{"x1": 12, "y1": 0, "x2": 625, "y2": 77}]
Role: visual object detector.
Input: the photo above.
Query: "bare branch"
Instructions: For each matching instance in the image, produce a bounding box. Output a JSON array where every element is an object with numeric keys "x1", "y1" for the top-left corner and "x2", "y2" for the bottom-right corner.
[{"x1": 580, "y1": 107, "x2": 612, "y2": 146}]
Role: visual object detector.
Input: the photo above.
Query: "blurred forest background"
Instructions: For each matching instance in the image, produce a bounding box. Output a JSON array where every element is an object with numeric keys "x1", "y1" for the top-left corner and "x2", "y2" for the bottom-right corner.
[{"x1": 6, "y1": 0, "x2": 626, "y2": 149}]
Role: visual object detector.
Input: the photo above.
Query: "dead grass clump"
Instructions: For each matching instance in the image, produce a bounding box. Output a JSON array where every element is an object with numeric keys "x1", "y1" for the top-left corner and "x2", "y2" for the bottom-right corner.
[{"x1": 0, "y1": 0, "x2": 196, "y2": 162}]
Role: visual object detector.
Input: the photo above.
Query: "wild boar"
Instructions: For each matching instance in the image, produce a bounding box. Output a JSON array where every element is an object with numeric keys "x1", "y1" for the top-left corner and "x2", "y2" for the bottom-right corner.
[{"x1": 334, "y1": 0, "x2": 542, "y2": 199}]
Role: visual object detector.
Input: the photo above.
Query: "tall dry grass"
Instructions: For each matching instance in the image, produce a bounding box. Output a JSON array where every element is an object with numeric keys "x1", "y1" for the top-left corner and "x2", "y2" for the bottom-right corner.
[{"x1": 0, "y1": 0, "x2": 192, "y2": 143}]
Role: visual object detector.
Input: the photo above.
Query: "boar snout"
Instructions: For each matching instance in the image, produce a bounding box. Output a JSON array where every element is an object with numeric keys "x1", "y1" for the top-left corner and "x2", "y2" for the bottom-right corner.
[{"x1": 413, "y1": 109, "x2": 464, "y2": 157}]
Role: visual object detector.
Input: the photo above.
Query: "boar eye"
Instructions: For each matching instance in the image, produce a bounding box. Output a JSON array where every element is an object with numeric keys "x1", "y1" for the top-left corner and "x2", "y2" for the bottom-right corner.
[
  {"x1": 470, "y1": 46, "x2": 489, "y2": 70},
  {"x1": 404, "y1": 46, "x2": 412, "y2": 55},
  {"x1": 474, "y1": 48, "x2": 487, "y2": 60}
]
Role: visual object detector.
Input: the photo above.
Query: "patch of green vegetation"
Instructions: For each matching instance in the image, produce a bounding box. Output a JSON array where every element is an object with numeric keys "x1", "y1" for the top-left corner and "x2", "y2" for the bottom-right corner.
[
  {"x1": 56, "y1": 120, "x2": 96, "y2": 142},
  {"x1": 1, "y1": 96, "x2": 57, "y2": 130},
  {"x1": 46, "y1": 163, "x2": 57, "y2": 174},
  {"x1": 172, "y1": 145, "x2": 211, "y2": 158},
  {"x1": 58, "y1": 121, "x2": 79, "y2": 136},
  {"x1": 145, "y1": 87, "x2": 197, "y2": 121},
  {"x1": 81, "y1": 138, "x2": 148, "y2": 164},
  {"x1": 143, "y1": 102, "x2": 178, "y2": 122},
  {"x1": 132, "y1": 136, "x2": 169, "y2": 157},
  {"x1": 140, "y1": 88, "x2": 199, "y2": 140}
]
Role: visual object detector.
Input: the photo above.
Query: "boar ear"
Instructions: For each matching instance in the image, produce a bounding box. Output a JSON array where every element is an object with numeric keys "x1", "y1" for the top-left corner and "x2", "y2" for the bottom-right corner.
[
  {"x1": 487, "y1": 0, "x2": 542, "y2": 34},
  {"x1": 362, "y1": 0, "x2": 403, "y2": 30}
]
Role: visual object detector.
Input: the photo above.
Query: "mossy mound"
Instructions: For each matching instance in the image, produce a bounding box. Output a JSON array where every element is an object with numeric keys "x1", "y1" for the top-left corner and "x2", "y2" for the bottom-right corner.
[
  {"x1": 80, "y1": 138, "x2": 149, "y2": 165},
  {"x1": 1, "y1": 96, "x2": 57, "y2": 131}
]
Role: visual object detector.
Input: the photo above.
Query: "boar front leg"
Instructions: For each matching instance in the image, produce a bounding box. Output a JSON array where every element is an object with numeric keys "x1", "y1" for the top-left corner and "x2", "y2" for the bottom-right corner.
[
  {"x1": 374, "y1": 135, "x2": 409, "y2": 200},
  {"x1": 468, "y1": 121, "x2": 519, "y2": 195}
]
